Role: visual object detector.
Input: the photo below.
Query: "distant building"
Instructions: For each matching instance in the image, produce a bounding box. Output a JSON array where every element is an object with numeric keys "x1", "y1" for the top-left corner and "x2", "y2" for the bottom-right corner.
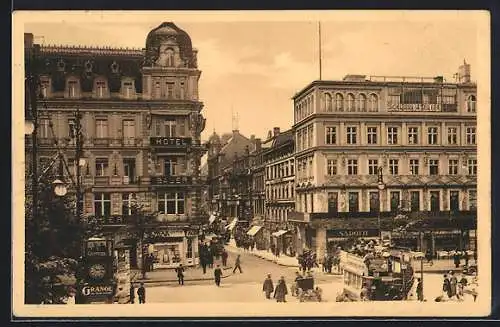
[
  {"x1": 24, "y1": 22, "x2": 207, "y2": 269},
  {"x1": 262, "y1": 128, "x2": 295, "y2": 255},
  {"x1": 290, "y1": 65, "x2": 477, "y2": 257}
]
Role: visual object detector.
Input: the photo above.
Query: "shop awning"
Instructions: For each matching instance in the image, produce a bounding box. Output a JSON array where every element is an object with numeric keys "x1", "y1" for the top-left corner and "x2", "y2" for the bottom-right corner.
[
  {"x1": 209, "y1": 215, "x2": 216, "y2": 225},
  {"x1": 246, "y1": 226, "x2": 263, "y2": 236},
  {"x1": 272, "y1": 230, "x2": 289, "y2": 237},
  {"x1": 225, "y1": 218, "x2": 238, "y2": 231},
  {"x1": 204, "y1": 233, "x2": 218, "y2": 240}
]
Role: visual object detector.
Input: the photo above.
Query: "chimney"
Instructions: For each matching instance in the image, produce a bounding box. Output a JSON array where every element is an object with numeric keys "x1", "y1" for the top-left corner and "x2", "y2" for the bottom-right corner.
[
  {"x1": 250, "y1": 134, "x2": 255, "y2": 142},
  {"x1": 254, "y1": 138, "x2": 262, "y2": 152},
  {"x1": 273, "y1": 127, "x2": 280, "y2": 137},
  {"x1": 458, "y1": 60, "x2": 471, "y2": 84}
]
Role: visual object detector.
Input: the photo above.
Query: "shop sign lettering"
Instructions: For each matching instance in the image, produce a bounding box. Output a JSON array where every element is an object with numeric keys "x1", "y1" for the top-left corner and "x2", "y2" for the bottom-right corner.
[
  {"x1": 150, "y1": 137, "x2": 192, "y2": 146},
  {"x1": 387, "y1": 103, "x2": 442, "y2": 111},
  {"x1": 81, "y1": 285, "x2": 114, "y2": 297},
  {"x1": 327, "y1": 229, "x2": 379, "y2": 238}
]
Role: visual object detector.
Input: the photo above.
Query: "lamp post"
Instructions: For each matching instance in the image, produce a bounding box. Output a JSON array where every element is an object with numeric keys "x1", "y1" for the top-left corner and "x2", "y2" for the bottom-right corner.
[{"x1": 377, "y1": 167, "x2": 386, "y2": 242}]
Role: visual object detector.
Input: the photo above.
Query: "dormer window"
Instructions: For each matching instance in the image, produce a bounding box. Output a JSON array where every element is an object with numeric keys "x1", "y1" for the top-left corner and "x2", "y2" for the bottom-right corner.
[
  {"x1": 39, "y1": 78, "x2": 50, "y2": 99},
  {"x1": 66, "y1": 79, "x2": 80, "y2": 98},
  {"x1": 95, "y1": 79, "x2": 108, "y2": 98},
  {"x1": 122, "y1": 79, "x2": 135, "y2": 99}
]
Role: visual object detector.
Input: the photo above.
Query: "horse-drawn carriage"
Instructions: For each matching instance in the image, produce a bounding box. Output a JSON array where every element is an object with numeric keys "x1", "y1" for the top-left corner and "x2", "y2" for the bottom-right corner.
[{"x1": 293, "y1": 277, "x2": 323, "y2": 302}]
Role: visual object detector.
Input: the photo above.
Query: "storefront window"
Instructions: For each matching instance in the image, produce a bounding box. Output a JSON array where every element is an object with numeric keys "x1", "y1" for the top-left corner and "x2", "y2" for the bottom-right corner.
[
  {"x1": 390, "y1": 192, "x2": 400, "y2": 212},
  {"x1": 369, "y1": 192, "x2": 379, "y2": 213},
  {"x1": 410, "y1": 191, "x2": 420, "y2": 212}
]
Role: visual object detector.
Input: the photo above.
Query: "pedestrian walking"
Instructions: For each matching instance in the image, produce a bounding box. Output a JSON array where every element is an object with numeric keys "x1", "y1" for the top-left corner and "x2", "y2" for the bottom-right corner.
[
  {"x1": 463, "y1": 250, "x2": 470, "y2": 267},
  {"x1": 233, "y1": 254, "x2": 243, "y2": 273},
  {"x1": 453, "y1": 250, "x2": 461, "y2": 268},
  {"x1": 207, "y1": 252, "x2": 214, "y2": 269},
  {"x1": 449, "y1": 271, "x2": 459, "y2": 300},
  {"x1": 214, "y1": 264, "x2": 223, "y2": 286},
  {"x1": 129, "y1": 283, "x2": 135, "y2": 304},
  {"x1": 425, "y1": 249, "x2": 434, "y2": 266},
  {"x1": 221, "y1": 249, "x2": 228, "y2": 267},
  {"x1": 175, "y1": 264, "x2": 185, "y2": 285},
  {"x1": 262, "y1": 274, "x2": 274, "y2": 299},
  {"x1": 291, "y1": 271, "x2": 302, "y2": 296},
  {"x1": 416, "y1": 278, "x2": 423, "y2": 302},
  {"x1": 274, "y1": 276, "x2": 288, "y2": 302},
  {"x1": 443, "y1": 274, "x2": 452, "y2": 299},
  {"x1": 149, "y1": 253, "x2": 155, "y2": 272},
  {"x1": 137, "y1": 282, "x2": 146, "y2": 304}
]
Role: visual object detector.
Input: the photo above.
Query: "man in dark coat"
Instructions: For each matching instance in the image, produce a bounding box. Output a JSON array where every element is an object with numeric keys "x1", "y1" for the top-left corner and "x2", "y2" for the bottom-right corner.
[
  {"x1": 149, "y1": 253, "x2": 155, "y2": 272},
  {"x1": 137, "y1": 282, "x2": 146, "y2": 304},
  {"x1": 443, "y1": 274, "x2": 452, "y2": 298},
  {"x1": 233, "y1": 254, "x2": 243, "y2": 273},
  {"x1": 221, "y1": 249, "x2": 228, "y2": 267},
  {"x1": 274, "y1": 276, "x2": 288, "y2": 302},
  {"x1": 175, "y1": 264, "x2": 185, "y2": 285},
  {"x1": 214, "y1": 264, "x2": 223, "y2": 286},
  {"x1": 416, "y1": 278, "x2": 424, "y2": 302},
  {"x1": 262, "y1": 274, "x2": 274, "y2": 299},
  {"x1": 453, "y1": 250, "x2": 461, "y2": 268},
  {"x1": 129, "y1": 283, "x2": 135, "y2": 304}
]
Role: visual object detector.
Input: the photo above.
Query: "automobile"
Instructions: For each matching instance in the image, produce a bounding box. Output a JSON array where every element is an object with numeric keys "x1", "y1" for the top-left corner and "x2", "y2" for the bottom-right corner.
[{"x1": 463, "y1": 263, "x2": 477, "y2": 275}]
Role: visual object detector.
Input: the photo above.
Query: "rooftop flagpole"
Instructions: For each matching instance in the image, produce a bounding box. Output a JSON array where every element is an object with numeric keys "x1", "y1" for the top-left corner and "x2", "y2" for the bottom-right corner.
[{"x1": 319, "y1": 21, "x2": 322, "y2": 80}]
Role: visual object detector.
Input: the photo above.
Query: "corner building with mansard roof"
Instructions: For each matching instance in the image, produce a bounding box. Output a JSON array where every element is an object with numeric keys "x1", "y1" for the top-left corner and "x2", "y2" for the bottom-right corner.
[
  {"x1": 290, "y1": 64, "x2": 477, "y2": 259},
  {"x1": 26, "y1": 22, "x2": 207, "y2": 269}
]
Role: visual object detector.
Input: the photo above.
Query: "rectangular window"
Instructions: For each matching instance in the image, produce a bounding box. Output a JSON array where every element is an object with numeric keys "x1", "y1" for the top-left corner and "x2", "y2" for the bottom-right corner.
[
  {"x1": 123, "y1": 120, "x2": 135, "y2": 144},
  {"x1": 447, "y1": 127, "x2": 458, "y2": 145},
  {"x1": 96, "y1": 81, "x2": 106, "y2": 98},
  {"x1": 369, "y1": 192, "x2": 380, "y2": 213},
  {"x1": 468, "y1": 190, "x2": 477, "y2": 210},
  {"x1": 96, "y1": 119, "x2": 108, "y2": 138},
  {"x1": 164, "y1": 119, "x2": 177, "y2": 137},
  {"x1": 410, "y1": 191, "x2": 420, "y2": 212},
  {"x1": 40, "y1": 79, "x2": 49, "y2": 98},
  {"x1": 326, "y1": 159, "x2": 337, "y2": 176},
  {"x1": 68, "y1": 81, "x2": 78, "y2": 98},
  {"x1": 347, "y1": 159, "x2": 358, "y2": 175},
  {"x1": 122, "y1": 193, "x2": 132, "y2": 216},
  {"x1": 154, "y1": 81, "x2": 161, "y2": 99},
  {"x1": 368, "y1": 159, "x2": 378, "y2": 175},
  {"x1": 448, "y1": 159, "x2": 459, "y2": 175},
  {"x1": 348, "y1": 192, "x2": 359, "y2": 213},
  {"x1": 408, "y1": 127, "x2": 419, "y2": 145},
  {"x1": 429, "y1": 159, "x2": 439, "y2": 175},
  {"x1": 95, "y1": 158, "x2": 109, "y2": 176},
  {"x1": 327, "y1": 192, "x2": 338, "y2": 214},
  {"x1": 389, "y1": 159, "x2": 399, "y2": 175},
  {"x1": 449, "y1": 191, "x2": 460, "y2": 212},
  {"x1": 427, "y1": 127, "x2": 439, "y2": 145},
  {"x1": 164, "y1": 157, "x2": 178, "y2": 176},
  {"x1": 430, "y1": 191, "x2": 440, "y2": 211},
  {"x1": 166, "y1": 82, "x2": 175, "y2": 99},
  {"x1": 39, "y1": 118, "x2": 52, "y2": 138},
  {"x1": 387, "y1": 127, "x2": 398, "y2": 145},
  {"x1": 390, "y1": 191, "x2": 400, "y2": 212},
  {"x1": 68, "y1": 118, "x2": 76, "y2": 138},
  {"x1": 367, "y1": 127, "x2": 377, "y2": 144},
  {"x1": 466, "y1": 127, "x2": 476, "y2": 145},
  {"x1": 157, "y1": 192, "x2": 185, "y2": 214},
  {"x1": 94, "y1": 193, "x2": 111, "y2": 217},
  {"x1": 409, "y1": 159, "x2": 419, "y2": 175},
  {"x1": 346, "y1": 127, "x2": 357, "y2": 144},
  {"x1": 325, "y1": 127, "x2": 337, "y2": 145},
  {"x1": 123, "y1": 81, "x2": 133, "y2": 98},
  {"x1": 468, "y1": 159, "x2": 477, "y2": 175},
  {"x1": 123, "y1": 158, "x2": 136, "y2": 183}
]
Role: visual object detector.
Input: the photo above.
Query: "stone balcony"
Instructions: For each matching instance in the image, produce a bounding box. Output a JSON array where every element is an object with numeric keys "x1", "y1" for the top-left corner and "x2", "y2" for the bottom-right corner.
[{"x1": 319, "y1": 174, "x2": 477, "y2": 188}]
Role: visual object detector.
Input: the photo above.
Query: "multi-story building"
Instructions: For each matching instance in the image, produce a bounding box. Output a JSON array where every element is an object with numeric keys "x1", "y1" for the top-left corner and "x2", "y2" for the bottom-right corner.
[
  {"x1": 248, "y1": 135, "x2": 266, "y2": 248},
  {"x1": 206, "y1": 129, "x2": 257, "y2": 229},
  {"x1": 24, "y1": 22, "x2": 207, "y2": 269},
  {"x1": 262, "y1": 128, "x2": 295, "y2": 255},
  {"x1": 290, "y1": 63, "x2": 477, "y2": 258}
]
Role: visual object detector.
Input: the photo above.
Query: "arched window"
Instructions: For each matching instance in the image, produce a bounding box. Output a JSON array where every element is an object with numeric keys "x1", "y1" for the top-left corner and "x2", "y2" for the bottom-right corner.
[
  {"x1": 335, "y1": 93, "x2": 344, "y2": 111},
  {"x1": 369, "y1": 93, "x2": 378, "y2": 112},
  {"x1": 346, "y1": 93, "x2": 355, "y2": 111},
  {"x1": 325, "y1": 93, "x2": 332, "y2": 111},
  {"x1": 358, "y1": 93, "x2": 367, "y2": 111},
  {"x1": 166, "y1": 49, "x2": 175, "y2": 67},
  {"x1": 467, "y1": 95, "x2": 476, "y2": 113}
]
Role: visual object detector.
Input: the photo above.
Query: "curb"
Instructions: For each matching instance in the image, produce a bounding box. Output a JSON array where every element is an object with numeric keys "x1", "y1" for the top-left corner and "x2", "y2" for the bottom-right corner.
[{"x1": 133, "y1": 267, "x2": 234, "y2": 284}]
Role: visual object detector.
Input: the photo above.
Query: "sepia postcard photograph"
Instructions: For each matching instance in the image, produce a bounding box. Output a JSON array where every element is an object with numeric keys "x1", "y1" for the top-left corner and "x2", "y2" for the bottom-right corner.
[{"x1": 11, "y1": 10, "x2": 491, "y2": 318}]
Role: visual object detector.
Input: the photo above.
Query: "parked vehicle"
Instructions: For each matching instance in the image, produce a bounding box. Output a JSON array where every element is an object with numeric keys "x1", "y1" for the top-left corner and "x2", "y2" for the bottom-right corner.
[{"x1": 296, "y1": 277, "x2": 322, "y2": 302}]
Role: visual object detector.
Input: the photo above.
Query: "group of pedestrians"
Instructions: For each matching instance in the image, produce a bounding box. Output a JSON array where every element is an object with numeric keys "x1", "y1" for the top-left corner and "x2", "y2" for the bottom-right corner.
[
  {"x1": 262, "y1": 274, "x2": 288, "y2": 302},
  {"x1": 128, "y1": 282, "x2": 146, "y2": 304},
  {"x1": 439, "y1": 271, "x2": 474, "y2": 302},
  {"x1": 297, "y1": 250, "x2": 319, "y2": 273}
]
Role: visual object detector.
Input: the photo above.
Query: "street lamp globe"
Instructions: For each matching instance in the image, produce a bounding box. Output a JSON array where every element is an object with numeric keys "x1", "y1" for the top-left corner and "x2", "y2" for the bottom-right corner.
[
  {"x1": 377, "y1": 182, "x2": 385, "y2": 191},
  {"x1": 53, "y1": 179, "x2": 68, "y2": 197},
  {"x1": 78, "y1": 158, "x2": 86, "y2": 167}
]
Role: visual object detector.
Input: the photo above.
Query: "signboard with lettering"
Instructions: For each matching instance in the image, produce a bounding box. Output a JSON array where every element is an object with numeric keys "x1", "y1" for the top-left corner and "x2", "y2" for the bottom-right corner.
[
  {"x1": 80, "y1": 284, "x2": 115, "y2": 297},
  {"x1": 327, "y1": 229, "x2": 379, "y2": 238},
  {"x1": 387, "y1": 103, "x2": 442, "y2": 111},
  {"x1": 144, "y1": 228, "x2": 199, "y2": 243},
  {"x1": 150, "y1": 137, "x2": 192, "y2": 147},
  {"x1": 151, "y1": 176, "x2": 193, "y2": 185}
]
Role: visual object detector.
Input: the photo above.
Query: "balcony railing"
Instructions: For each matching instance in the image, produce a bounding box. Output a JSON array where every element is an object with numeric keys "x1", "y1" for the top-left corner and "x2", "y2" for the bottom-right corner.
[{"x1": 93, "y1": 138, "x2": 110, "y2": 146}]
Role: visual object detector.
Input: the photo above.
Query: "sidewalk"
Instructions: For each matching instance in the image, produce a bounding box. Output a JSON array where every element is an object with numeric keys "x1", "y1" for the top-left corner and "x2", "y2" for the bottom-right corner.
[
  {"x1": 131, "y1": 265, "x2": 234, "y2": 284},
  {"x1": 226, "y1": 239, "x2": 300, "y2": 268},
  {"x1": 412, "y1": 259, "x2": 473, "y2": 274}
]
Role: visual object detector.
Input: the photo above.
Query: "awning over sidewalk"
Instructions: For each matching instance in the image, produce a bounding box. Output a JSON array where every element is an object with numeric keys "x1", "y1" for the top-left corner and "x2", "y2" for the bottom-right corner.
[
  {"x1": 225, "y1": 218, "x2": 238, "y2": 231},
  {"x1": 246, "y1": 226, "x2": 263, "y2": 236},
  {"x1": 272, "y1": 230, "x2": 289, "y2": 237},
  {"x1": 209, "y1": 215, "x2": 216, "y2": 225}
]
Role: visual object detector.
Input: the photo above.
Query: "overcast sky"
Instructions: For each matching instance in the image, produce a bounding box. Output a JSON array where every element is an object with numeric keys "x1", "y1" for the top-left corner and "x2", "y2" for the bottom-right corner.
[{"x1": 21, "y1": 11, "x2": 486, "y2": 142}]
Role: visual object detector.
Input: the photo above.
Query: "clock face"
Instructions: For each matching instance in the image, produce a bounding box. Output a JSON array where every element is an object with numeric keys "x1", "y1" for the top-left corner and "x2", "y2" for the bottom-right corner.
[{"x1": 88, "y1": 264, "x2": 106, "y2": 280}]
